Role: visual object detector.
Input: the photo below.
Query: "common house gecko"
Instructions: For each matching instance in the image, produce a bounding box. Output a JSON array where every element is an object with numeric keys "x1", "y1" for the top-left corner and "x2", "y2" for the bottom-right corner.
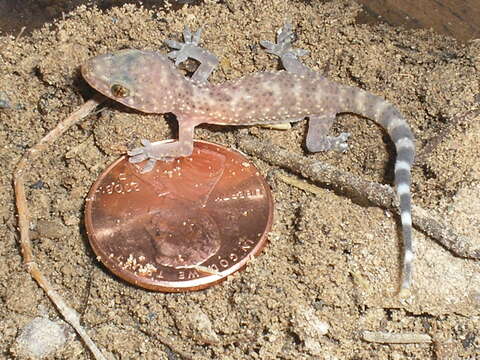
[{"x1": 81, "y1": 24, "x2": 415, "y2": 295}]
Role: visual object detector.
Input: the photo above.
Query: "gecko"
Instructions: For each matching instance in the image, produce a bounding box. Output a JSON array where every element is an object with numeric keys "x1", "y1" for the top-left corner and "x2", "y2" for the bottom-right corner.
[{"x1": 81, "y1": 24, "x2": 415, "y2": 295}]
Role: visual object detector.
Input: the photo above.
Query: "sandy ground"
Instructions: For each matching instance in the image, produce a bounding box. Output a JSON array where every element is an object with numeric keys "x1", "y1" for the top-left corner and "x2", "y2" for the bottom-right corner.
[{"x1": 1, "y1": 0, "x2": 480, "y2": 359}]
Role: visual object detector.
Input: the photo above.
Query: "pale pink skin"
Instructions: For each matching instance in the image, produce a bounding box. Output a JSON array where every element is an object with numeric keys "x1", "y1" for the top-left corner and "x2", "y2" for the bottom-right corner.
[
  {"x1": 81, "y1": 49, "x2": 408, "y2": 157},
  {"x1": 81, "y1": 26, "x2": 416, "y2": 292}
]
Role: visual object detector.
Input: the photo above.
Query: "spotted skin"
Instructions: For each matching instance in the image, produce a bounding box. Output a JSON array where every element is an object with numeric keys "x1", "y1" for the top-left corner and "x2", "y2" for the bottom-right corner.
[{"x1": 81, "y1": 25, "x2": 415, "y2": 294}]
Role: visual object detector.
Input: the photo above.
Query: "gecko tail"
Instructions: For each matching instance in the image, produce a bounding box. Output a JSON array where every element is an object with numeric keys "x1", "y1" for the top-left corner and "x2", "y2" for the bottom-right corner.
[
  {"x1": 345, "y1": 87, "x2": 415, "y2": 294},
  {"x1": 383, "y1": 110, "x2": 415, "y2": 294}
]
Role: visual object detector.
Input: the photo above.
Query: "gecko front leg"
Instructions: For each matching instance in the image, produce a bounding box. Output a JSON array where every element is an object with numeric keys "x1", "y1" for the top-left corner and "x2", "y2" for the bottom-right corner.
[
  {"x1": 261, "y1": 24, "x2": 350, "y2": 152},
  {"x1": 128, "y1": 118, "x2": 196, "y2": 173},
  {"x1": 128, "y1": 27, "x2": 220, "y2": 173}
]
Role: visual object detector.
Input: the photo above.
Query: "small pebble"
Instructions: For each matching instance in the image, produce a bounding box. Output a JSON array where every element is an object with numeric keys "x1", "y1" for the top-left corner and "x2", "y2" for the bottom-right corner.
[
  {"x1": 0, "y1": 91, "x2": 11, "y2": 109},
  {"x1": 36, "y1": 219, "x2": 68, "y2": 239},
  {"x1": 292, "y1": 306, "x2": 330, "y2": 355},
  {"x1": 15, "y1": 317, "x2": 70, "y2": 358},
  {"x1": 174, "y1": 306, "x2": 220, "y2": 344}
]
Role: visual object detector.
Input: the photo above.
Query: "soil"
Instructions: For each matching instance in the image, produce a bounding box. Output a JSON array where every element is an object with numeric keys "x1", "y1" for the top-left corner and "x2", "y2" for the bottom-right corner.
[{"x1": 1, "y1": 0, "x2": 479, "y2": 359}]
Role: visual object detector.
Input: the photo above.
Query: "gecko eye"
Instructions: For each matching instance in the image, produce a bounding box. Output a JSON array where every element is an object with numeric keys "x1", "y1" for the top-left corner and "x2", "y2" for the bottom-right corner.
[{"x1": 110, "y1": 84, "x2": 130, "y2": 98}]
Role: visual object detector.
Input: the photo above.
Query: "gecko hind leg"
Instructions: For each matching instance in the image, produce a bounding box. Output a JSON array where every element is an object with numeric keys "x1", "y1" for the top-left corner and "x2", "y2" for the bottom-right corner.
[
  {"x1": 260, "y1": 23, "x2": 311, "y2": 74},
  {"x1": 306, "y1": 114, "x2": 350, "y2": 153},
  {"x1": 165, "y1": 26, "x2": 219, "y2": 84},
  {"x1": 262, "y1": 24, "x2": 349, "y2": 152}
]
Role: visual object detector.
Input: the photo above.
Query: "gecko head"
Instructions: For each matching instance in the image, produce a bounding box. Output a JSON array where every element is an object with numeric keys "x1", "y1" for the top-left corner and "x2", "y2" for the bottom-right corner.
[{"x1": 81, "y1": 49, "x2": 178, "y2": 113}]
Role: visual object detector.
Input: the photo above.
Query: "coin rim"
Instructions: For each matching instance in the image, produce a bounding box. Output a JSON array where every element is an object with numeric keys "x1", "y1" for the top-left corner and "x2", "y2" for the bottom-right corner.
[{"x1": 85, "y1": 140, "x2": 273, "y2": 292}]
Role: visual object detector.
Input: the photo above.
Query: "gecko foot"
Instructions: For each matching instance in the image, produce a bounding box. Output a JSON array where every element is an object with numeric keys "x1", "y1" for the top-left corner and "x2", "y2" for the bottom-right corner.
[
  {"x1": 127, "y1": 138, "x2": 194, "y2": 173},
  {"x1": 331, "y1": 132, "x2": 350, "y2": 152},
  {"x1": 308, "y1": 132, "x2": 351, "y2": 153},
  {"x1": 260, "y1": 23, "x2": 309, "y2": 60},
  {"x1": 165, "y1": 26, "x2": 203, "y2": 66},
  {"x1": 128, "y1": 139, "x2": 159, "y2": 173},
  {"x1": 165, "y1": 26, "x2": 219, "y2": 84},
  {"x1": 128, "y1": 139, "x2": 154, "y2": 162}
]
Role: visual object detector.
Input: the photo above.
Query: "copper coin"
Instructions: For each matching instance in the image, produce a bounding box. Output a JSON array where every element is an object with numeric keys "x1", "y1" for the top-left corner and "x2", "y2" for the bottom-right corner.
[{"x1": 85, "y1": 140, "x2": 273, "y2": 291}]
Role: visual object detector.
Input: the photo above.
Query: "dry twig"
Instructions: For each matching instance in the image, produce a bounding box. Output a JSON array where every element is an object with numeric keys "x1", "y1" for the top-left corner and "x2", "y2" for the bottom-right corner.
[
  {"x1": 13, "y1": 94, "x2": 200, "y2": 360},
  {"x1": 15, "y1": 26, "x2": 26, "y2": 42},
  {"x1": 237, "y1": 136, "x2": 479, "y2": 260},
  {"x1": 362, "y1": 330, "x2": 432, "y2": 344},
  {"x1": 14, "y1": 95, "x2": 107, "y2": 360}
]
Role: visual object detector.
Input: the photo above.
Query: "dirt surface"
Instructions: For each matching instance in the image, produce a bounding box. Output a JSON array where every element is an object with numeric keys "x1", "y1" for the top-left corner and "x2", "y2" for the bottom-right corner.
[
  {"x1": 1, "y1": 0, "x2": 479, "y2": 359},
  {"x1": 0, "y1": 0, "x2": 200, "y2": 37}
]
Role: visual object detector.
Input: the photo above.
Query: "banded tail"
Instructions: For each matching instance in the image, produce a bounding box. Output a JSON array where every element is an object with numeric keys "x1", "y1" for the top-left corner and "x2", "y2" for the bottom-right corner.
[{"x1": 343, "y1": 86, "x2": 415, "y2": 295}]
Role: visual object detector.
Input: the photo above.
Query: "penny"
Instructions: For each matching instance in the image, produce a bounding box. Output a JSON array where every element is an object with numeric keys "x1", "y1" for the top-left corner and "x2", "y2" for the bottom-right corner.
[{"x1": 85, "y1": 140, "x2": 273, "y2": 291}]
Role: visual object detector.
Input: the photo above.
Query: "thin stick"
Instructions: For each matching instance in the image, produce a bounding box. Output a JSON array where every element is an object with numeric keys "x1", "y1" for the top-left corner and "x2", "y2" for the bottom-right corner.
[
  {"x1": 137, "y1": 327, "x2": 200, "y2": 360},
  {"x1": 238, "y1": 137, "x2": 479, "y2": 259},
  {"x1": 14, "y1": 95, "x2": 107, "y2": 360},
  {"x1": 362, "y1": 330, "x2": 432, "y2": 344},
  {"x1": 15, "y1": 26, "x2": 26, "y2": 42}
]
